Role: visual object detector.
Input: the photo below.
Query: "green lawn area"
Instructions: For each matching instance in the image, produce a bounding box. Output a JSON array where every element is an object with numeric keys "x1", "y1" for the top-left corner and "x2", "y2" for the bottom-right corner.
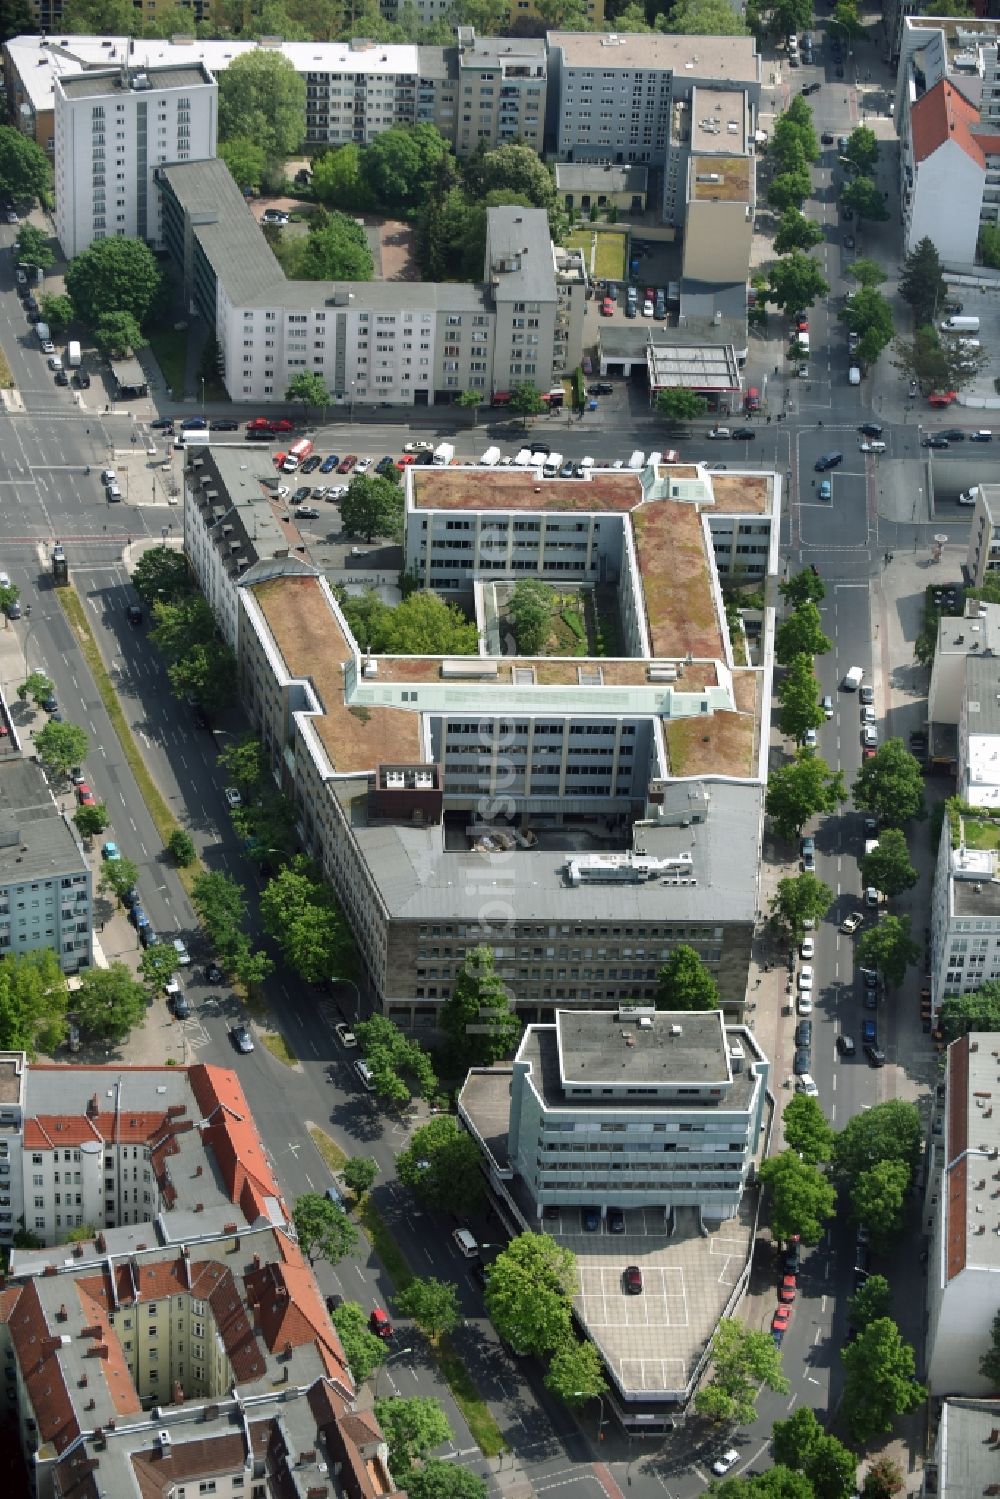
[
  {"x1": 563, "y1": 229, "x2": 626, "y2": 282},
  {"x1": 147, "y1": 326, "x2": 187, "y2": 397},
  {"x1": 961, "y1": 816, "x2": 1000, "y2": 850}
]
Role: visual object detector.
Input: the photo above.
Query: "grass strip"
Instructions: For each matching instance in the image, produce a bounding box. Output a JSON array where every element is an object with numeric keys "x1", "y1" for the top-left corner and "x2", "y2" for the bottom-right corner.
[
  {"x1": 0, "y1": 344, "x2": 14, "y2": 389},
  {"x1": 57, "y1": 587, "x2": 201, "y2": 898},
  {"x1": 307, "y1": 1123, "x2": 349, "y2": 1175},
  {"x1": 358, "y1": 1198, "x2": 505, "y2": 1457},
  {"x1": 261, "y1": 1030, "x2": 297, "y2": 1067}
]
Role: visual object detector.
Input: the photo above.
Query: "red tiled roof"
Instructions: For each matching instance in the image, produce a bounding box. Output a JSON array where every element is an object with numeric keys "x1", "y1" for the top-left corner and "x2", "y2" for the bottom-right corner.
[
  {"x1": 945, "y1": 1035, "x2": 970, "y2": 1283},
  {"x1": 912, "y1": 78, "x2": 986, "y2": 168},
  {"x1": 131, "y1": 1432, "x2": 250, "y2": 1499},
  {"x1": 188, "y1": 1064, "x2": 283, "y2": 1222},
  {"x1": 246, "y1": 1238, "x2": 351, "y2": 1383}
]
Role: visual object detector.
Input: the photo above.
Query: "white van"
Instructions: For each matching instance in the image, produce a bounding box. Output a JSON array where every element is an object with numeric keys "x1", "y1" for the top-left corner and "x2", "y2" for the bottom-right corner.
[
  {"x1": 514, "y1": 448, "x2": 534, "y2": 466},
  {"x1": 796, "y1": 331, "x2": 811, "y2": 353},
  {"x1": 628, "y1": 450, "x2": 645, "y2": 470},
  {"x1": 542, "y1": 451, "x2": 563, "y2": 477},
  {"x1": 479, "y1": 445, "x2": 501, "y2": 466},
  {"x1": 646, "y1": 450, "x2": 663, "y2": 468},
  {"x1": 848, "y1": 366, "x2": 861, "y2": 385},
  {"x1": 354, "y1": 1059, "x2": 375, "y2": 1092},
  {"x1": 452, "y1": 1227, "x2": 479, "y2": 1258}
]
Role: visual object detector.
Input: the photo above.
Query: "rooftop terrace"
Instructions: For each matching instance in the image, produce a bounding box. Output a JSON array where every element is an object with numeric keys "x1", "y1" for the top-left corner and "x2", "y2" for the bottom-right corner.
[{"x1": 632, "y1": 500, "x2": 725, "y2": 662}]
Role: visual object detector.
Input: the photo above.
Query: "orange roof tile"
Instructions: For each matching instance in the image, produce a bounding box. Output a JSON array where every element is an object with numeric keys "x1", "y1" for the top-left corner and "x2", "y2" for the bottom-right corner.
[
  {"x1": 246, "y1": 1239, "x2": 351, "y2": 1383},
  {"x1": 912, "y1": 78, "x2": 986, "y2": 168},
  {"x1": 188, "y1": 1064, "x2": 283, "y2": 1221}
]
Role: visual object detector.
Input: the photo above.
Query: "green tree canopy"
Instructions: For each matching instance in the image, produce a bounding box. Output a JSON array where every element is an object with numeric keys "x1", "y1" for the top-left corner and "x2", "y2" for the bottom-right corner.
[
  {"x1": 783, "y1": 1092, "x2": 834, "y2": 1165},
  {"x1": 769, "y1": 251, "x2": 829, "y2": 314},
  {"x1": 396, "y1": 1115, "x2": 486, "y2": 1214},
  {"x1": 654, "y1": 944, "x2": 720, "y2": 1011},
  {"x1": 167, "y1": 828, "x2": 196, "y2": 867},
  {"x1": 856, "y1": 913, "x2": 920, "y2": 987},
  {"x1": 218, "y1": 137, "x2": 267, "y2": 194},
  {"x1": 74, "y1": 963, "x2": 147, "y2": 1043},
  {"x1": 190, "y1": 870, "x2": 250, "y2": 973},
  {"x1": 863, "y1": 1459, "x2": 905, "y2": 1499},
  {"x1": 775, "y1": 602, "x2": 832, "y2": 665},
  {"x1": 356, "y1": 1014, "x2": 437, "y2": 1104},
  {"x1": 832, "y1": 1098, "x2": 922, "y2": 1193},
  {"x1": 217, "y1": 734, "x2": 267, "y2": 794},
  {"x1": 35, "y1": 720, "x2": 88, "y2": 777},
  {"x1": 374, "y1": 1397, "x2": 452, "y2": 1480},
  {"x1": 466, "y1": 144, "x2": 555, "y2": 208},
  {"x1": 73, "y1": 803, "x2": 111, "y2": 840},
  {"x1": 769, "y1": 872, "x2": 834, "y2": 939},
  {"x1": 780, "y1": 568, "x2": 826, "y2": 608},
  {"x1": 900, "y1": 236, "x2": 947, "y2": 327},
  {"x1": 767, "y1": 751, "x2": 846, "y2": 842},
  {"x1": 842, "y1": 175, "x2": 890, "y2": 227},
  {"x1": 655, "y1": 387, "x2": 709, "y2": 421},
  {"x1": 0, "y1": 126, "x2": 51, "y2": 202},
  {"x1": 363, "y1": 123, "x2": 453, "y2": 211},
  {"x1": 767, "y1": 168, "x2": 812, "y2": 215},
  {"x1": 860, "y1": 828, "x2": 917, "y2": 897},
  {"x1": 830, "y1": 0, "x2": 865, "y2": 39},
  {"x1": 93, "y1": 311, "x2": 146, "y2": 360},
  {"x1": 758, "y1": 1150, "x2": 836, "y2": 1244},
  {"x1": 939, "y1": 982, "x2": 1000, "y2": 1041},
  {"x1": 772, "y1": 107, "x2": 819, "y2": 169},
  {"x1": 841, "y1": 1318, "x2": 925, "y2": 1442},
  {"x1": 840, "y1": 286, "x2": 895, "y2": 368},
  {"x1": 99, "y1": 854, "x2": 139, "y2": 906},
  {"x1": 507, "y1": 579, "x2": 555, "y2": 654},
  {"x1": 285, "y1": 213, "x2": 374, "y2": 281},
  {"x1": 661, "y1": 0, "x2": 749, "y2": 31},
  {"x1": 292, "y1": 1191, "x2": 359, "y2": 1267},
  {"x1": 405, "y1": 1462, "x2": 488, "y2": 1499},
  {"x1": 330, "y1": 1300, "x2": 387, "y2": 1382},
  {"x1": 218, "y1": 50, "x2": 306, "y2": 159},
  {"x1": 15, "y1": 224, "x2": 53, "y2": 271},
  {"x1": 312, "y1": 142, "x2": 373, "y2": 209},
  {"x1": 774, "y1": 208, "x2": 824, "y2": 256},
  {"x1": 139, "y1": 943, "x2": 180, "y2": 992},
  {"x1": 66, "y1": 238, "x2": 162, "y2": 327},
  {"x1": 0, "y1": 949, "x2": 68, "y2": 1056},
  {"x1": 852, "y1": 738, "x2": 926, "y2": 826},
  {"x1": 260, "y1": 858, "x2": 354, "y2": 986},
  {"x1": 848, "y1": 1273, "x2": 892, "y2": 1331},
  {"x1": 18, "y1": 671, "x2": 54, "y2": 705},
  {"x1": 851, "y1": 1160, "x2": 911, "y2": 1248},
  {"x1": 340, "y1": 474, "x2": 405, "y2": 542},
  {"x1": 980, "y1": 1308, "x2": 1000, "y2": 1387},
  {"x1": 777, "y1": 653, "x2": 825, "y2": 742},
  {"x1": 693, "y1": 1317, "x2": 789, "y2": 1424},
  {"x1": 285, "y1": 372, "x2": 331, "y2": 412},
  {"x1": 772, "y1": 1407, "x2": 858, "y2": 1499},
  {"x1": 544, "y1": 1339, "x2": 608, "y2": 1405},
  {"x1": 510, "y1": 382, "x2": 546, "y2": 424},
  {"x1": 39, "y1": 293, "x2": 74, "y2": 336},
  {"x1": 484, "y1": 1232, "x2": 576, "y2": 1357},
  {"x1": 337, "y1": 587, "x2": 477, "y2": 654},
  {"x1": 847, "y1": 257, "x2": 886, "y2": 290},
  {"x1": 843, "y1": 125, "x2": 879, "y2": 175},
  {"x1": 132, "y1": 545, "x2": 189, "y2": 605},
  {"x1": 438, "y1": 945, "x2": 521, "y2": 1067},
  {"x1": 342, "y1": 1156, "x2": 378, "y2": 1196},
  {"x1": 396, "y1": 1277, "x2": 460, "y2": 1341}
]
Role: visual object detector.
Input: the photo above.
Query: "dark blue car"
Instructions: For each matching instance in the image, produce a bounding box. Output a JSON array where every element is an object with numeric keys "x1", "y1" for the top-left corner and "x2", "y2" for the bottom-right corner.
[
  {"x1": 320, "y1": 454, "x2": 340, "y2": 473},
  {"x1": 862, "y1": 1017, "x2": 877, "y2": 1044}
]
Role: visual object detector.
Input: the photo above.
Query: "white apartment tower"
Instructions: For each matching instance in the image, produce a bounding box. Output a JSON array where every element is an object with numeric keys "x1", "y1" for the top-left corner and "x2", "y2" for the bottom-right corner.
[{"x1": 54, "y1": 60, "x2": 216, "y2": 259}]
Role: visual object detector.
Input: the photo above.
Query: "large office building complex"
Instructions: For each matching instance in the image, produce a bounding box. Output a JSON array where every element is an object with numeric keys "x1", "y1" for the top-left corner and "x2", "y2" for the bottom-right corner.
[
  {"x1": 54, "y1": 59, "x2": 217, "y2": 260},
  {"x1": 182, "y1": 447, "x2": 779, "y2": 1027}
]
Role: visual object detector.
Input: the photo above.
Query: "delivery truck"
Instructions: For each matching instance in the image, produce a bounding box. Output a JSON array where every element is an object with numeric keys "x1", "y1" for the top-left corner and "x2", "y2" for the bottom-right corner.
[
  {"x1": 941, "y1": 315, "x2": 980, "y2": 333},
  {"x1": 432, "y1": 441, "x2": 455, "y2": 466},
  {"x1": 282, "y1": 438, "x2": 314, "y2": 472},
  {"x1": 67, "y1": 340, "x2": 81, "y2": 367}
]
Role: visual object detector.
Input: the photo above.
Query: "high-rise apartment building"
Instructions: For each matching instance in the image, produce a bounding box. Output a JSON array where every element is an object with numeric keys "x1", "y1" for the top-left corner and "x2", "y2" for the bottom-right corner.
[
  {"x1": 0, "y1": 759, "x2": 91, "y2": 976},
  {"x1": 54, "y1": 60, "x2": 217, "y2": 259}
]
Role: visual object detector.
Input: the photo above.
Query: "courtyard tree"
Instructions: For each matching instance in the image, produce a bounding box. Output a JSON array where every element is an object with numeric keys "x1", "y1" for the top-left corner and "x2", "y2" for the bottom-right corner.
[
  {"x1": 655, "y1": 387, "x2": 709, "y2": 422},
  {"x1": 694, "y1": 1317, "x2": 789, "y2": 1424},
  {"x1": 484, "y1": 1232, "x2": 576, "y2": 1357},
  {"x1": 218, "y1": 136, "x2": 267, "y2": 194},
  {"x1": 362, "y1": 123, "x2": 454, "y2": 213},
  {"x1": 292, "y1": 1191, "x2": 359, "y2": 1268},
  {"x1": 0, "y1": 949, "x2": 67, "y2": 1056},
  {"x1": 775, "y1": 602, "x2": 831, "y2": 665},
  {"x1": 217, "y1": 50, "x2": 306, "y2": 161},
  {"x1": 654, "y1": 943, "x2": 719, "y2": 1011},
  {"x1": 767, "y1": 751, "x2": 846, "y2": 843},
  {"x1": 340, "y1": 474, "x2": 405, "y2": 542},
  {"x1": 769, "y1": 872, "x2": 834, "y2": 939},
  {"x1": 507, "y1": 579, "x2": 554, "y2": 654},
  {"x1": 852, "y1": 737, "x2": 925, "y2": 825},
  {"x1": 438, "y1": 945, "x2": 521, "y2": 1068},
  {"x1": 860, "y1": 827, "x2": 917, "y2": 897},
  {"x1": 758, "y1": 1150, "x2": 836, "y2": 1243},
  {"x1": 397, "y1": 1115, "x2": 485, "y2": 1214},
  {"x1": 856, "y1": 914, "x2": 920, "y2": 987},
  {"x1": 841, "y1": 1318, "x2": 925, "y2": 1443}
]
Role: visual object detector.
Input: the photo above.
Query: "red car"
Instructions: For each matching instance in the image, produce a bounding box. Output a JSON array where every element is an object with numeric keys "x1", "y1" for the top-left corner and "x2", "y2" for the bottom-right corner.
[
  {"x1": 246, "y1": 416, "x2": 272, "y2": 430},
  {"x1": 771, "y1": 1304, "x2": 792, "y2": 1334},
  {"x1": 273, "y1": 452, "x2": 287, "y2": 468},
  {"x1": 928, "y1": 391, "x2": 957, "y2": 408},
  {"x1": 76, "y1": 783, "x2": 96, "y2": 807},
  {"x1": 794, "y1": 315, "x2": 808, "y2": 332},
  {"x1": 369, "y1": 1307, "x2": 392, "y2": 1340},
  {"x1": 271, "y1": 418, "x2": 295, "y2": 433},
  {"x1": 862, "y1": 746, "x2": 877, "y2": 761},
  {"x1": 396, "y1": 454, "x2": 416, "y2": 467},
  {"x1": 600, "y1": 297, "x2": 614, "y2": 316},
  {"x1": 778, "y1": 1274, "x2": 797, "y2": 1304},
  {"x1": 338, "y1": 455, "x2": 357, "y2": 474}
]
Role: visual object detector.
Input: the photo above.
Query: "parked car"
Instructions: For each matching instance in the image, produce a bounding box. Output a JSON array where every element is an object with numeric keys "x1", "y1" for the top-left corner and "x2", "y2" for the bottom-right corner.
[
  {"x1": 836, "y1": 1034, "x2": 856, "y2": 1057},
  {"x1": 623, "y1": 1264, "x2": 643, "y2": 1294},
  {"x1": 224, "y1": 786, "x2": 242, "y2": 808},
  {"x1": 712, "y1": 1451, "x2": 741, "y2": 1478},
  {"x1": 230, "y1": 1024, "x2": 254, "y2": 1053},
  {"x1": 320, "y1": 454, "x2": 340, "y2": 473}
]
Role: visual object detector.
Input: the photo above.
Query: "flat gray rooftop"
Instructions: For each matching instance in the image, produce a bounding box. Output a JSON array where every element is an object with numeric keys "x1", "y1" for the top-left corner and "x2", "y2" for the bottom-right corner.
[
  {"x1": 58, "y1": 62, "x2": 212, "y2": 98},
  {"x1": 555, "y1": 1008, "x2": 729, "y2": 1087},
  {"x1": 0, "y1": 759, "x2": 87, "y2": 884}
]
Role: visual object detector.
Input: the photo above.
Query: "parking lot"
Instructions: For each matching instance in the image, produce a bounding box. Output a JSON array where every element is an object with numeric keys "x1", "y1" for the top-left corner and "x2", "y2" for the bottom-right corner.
[{"x1": 548, "y1": 1200, "x2": 755, "y2": 1397}]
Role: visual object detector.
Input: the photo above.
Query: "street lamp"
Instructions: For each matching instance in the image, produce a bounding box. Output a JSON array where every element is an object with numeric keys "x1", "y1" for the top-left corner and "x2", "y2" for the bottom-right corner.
[
  {"x1": 373, "y1": 1346, "x2": 413, "y2": 1400},
  {"x1": 573, "y1": 1389, "x2": 606, "y2": 1442},
  {"x1": 201, "y1": 377, "x2": 206, "y2": 421},
  {"x1": 331, "y1": 975, "x2": 362, "y2": 1021}
]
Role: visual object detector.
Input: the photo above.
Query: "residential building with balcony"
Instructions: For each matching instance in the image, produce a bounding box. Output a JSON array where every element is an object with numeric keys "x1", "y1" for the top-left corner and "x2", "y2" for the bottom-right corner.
[
  {"x1": 547, "y1": 30, "x2": 760, "y2": 170},
  {"x1": 54, "y1": 60, "x2": 216, "y2": 259},
  {"x1": 930, "y1": 804, "x2": 1000, "y2": 1018},
  {"x1": 924, "y1": 1033, "x2": 1000, "y2": 1393},
  {"x1": 157, "y1": 160, "x2": 579, "y2": 405},
  {"x1": 966, "y1": 483, "x2": 1000, "y2": 587},
  {"x1": 0, "y1": 759, "x2": 91, "y2": 976},
  {"x1": 452, "y1": 29, "x2": 547, "y2": 157}
]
